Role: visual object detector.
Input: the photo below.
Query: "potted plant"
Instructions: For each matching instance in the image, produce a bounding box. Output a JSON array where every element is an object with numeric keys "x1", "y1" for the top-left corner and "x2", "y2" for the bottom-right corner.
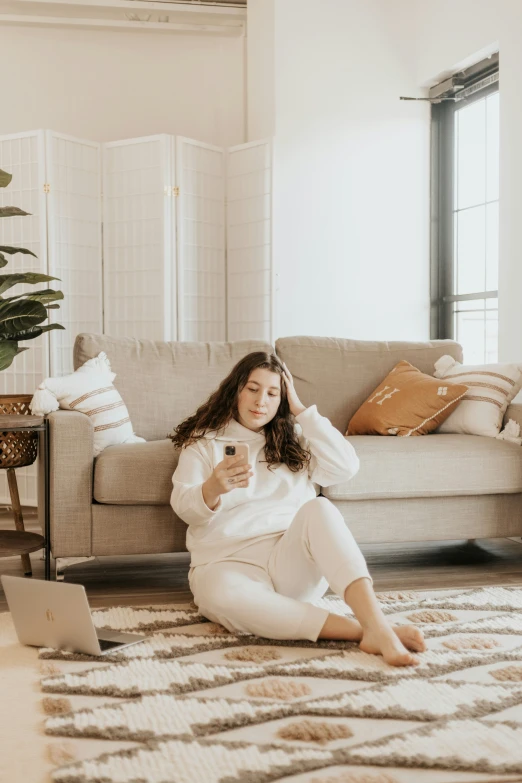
[
  {"x1": 0, "y1": 167, "x2": 64, "y2": 370},
  {"x1": 0, "y1": 167, "x2": 65, "y2": 574}
]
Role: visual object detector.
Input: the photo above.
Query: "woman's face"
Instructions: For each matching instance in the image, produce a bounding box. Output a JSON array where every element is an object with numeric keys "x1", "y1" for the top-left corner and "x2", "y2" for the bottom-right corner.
[{"x1": 236, "y1": 368, "x2": 282, "y2": 432}]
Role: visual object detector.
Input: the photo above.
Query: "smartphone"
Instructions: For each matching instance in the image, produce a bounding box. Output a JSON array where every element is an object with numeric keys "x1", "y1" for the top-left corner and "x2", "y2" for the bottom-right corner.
[{"x1": 223, "y1": 442, "x2": 250, "y2": 465}]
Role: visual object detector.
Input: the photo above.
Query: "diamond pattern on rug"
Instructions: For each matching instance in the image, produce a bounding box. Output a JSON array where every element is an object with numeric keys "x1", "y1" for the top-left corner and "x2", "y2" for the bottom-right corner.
[
  {"x1": 303, "y1": 679, "x2": 522, "y2": 721},
  {"x1": 39, "y1": 632, "x2": 221, "y2": 663},
  {"x1": 245, "y1": 679, "x2": 313, "y2": 700},
  {"x1": 44, "y1": 678, "x2": 522, "y2": 744},
  {"x1": 428, "y1": 634, "x2": 522, "y2": 653},
  {"x1": 39, "y1": 586, "x2": 522, "y2": 782},
  {"x1": 46, "y1": 693, "x2": 294, "y2": 742},
  {"x1": 276, "y1": 719, "x2": 354, "y2": 745},
  {"x1": 39, "y1": 614, "x2": 522, "y2": 664},
  {"x1": 421, "y1": 586, "x2": 522, "y2": 612},
  {"x1": 51, "y1": 737, "x2": 336, "y2": 783},
  {"x1": 384, "y1": 608, "x2": 509, "y2": 635},
  {"x1": 424, "y1": 612, "x2": 522, "y2": 638},
  {"x1": 267, "y1": 645, "x2": 522, "y2": 683},
  {"x1": 308, "y1": 770, "x2": 400, "y2": 783},
  {"x1": 91, "y1": 604, "x2": 206, "y2": 631},
  {"x1": 404, "y1": 610, "x2": 459, "y2": 624},
  {"x1": 490, "y1": 664, "x2": 522, "y2": 682},
  {"x1": 343, "y1": 718, "x2": 522, "y2": 775},
  {"x1": 41, "y1": 594, "x2": 512, "y2": 663},
  {"x1": 40, "y1": 632, "x2": 358, "y2": 664},
  {"x1": 40, "y1": 591, "x2": 480, "y2": 662},
  {"x1": 41, "y1": 643, "x2": 522, "y2": 701}
]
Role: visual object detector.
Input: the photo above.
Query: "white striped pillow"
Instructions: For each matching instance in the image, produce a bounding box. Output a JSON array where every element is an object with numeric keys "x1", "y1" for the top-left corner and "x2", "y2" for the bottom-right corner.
[
  {"x1": 30, "y1": 351, "x2": 145, "y2": 456},
  {"x1": 433, "y1": 355, "x2": 522, "y2": 437}
]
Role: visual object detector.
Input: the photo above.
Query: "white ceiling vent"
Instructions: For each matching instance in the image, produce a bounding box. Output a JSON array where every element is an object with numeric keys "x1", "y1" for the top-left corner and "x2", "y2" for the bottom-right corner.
[
  {"x1": 0, "y1": 0, "x2": 247, "y2": 33},
  {"x1": 139, "y1": 0, "x2": 247, "y2": 4}
]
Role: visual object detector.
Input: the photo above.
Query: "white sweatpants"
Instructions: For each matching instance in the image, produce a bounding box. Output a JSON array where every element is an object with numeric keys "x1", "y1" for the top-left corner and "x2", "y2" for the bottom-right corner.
[{"x1": 189, "y1": 497, "x2": 371, "y2": 642}]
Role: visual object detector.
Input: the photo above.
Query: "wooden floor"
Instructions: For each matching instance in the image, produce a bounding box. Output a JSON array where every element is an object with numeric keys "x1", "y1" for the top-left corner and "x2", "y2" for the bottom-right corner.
[{"x1": 1, "y1": 507, "x2": 522, "y2": 612}]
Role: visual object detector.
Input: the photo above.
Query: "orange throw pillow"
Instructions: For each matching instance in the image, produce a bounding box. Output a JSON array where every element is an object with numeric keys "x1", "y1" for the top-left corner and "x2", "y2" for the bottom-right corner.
[{"x1": 346, "y1": 360, "x2": 468, "y2": 437}]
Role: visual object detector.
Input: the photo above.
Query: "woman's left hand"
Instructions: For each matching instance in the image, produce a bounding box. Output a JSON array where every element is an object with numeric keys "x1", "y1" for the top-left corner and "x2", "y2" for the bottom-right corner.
[{"x1": 281, "y1": 362, "x2": 307, "y2": 417}]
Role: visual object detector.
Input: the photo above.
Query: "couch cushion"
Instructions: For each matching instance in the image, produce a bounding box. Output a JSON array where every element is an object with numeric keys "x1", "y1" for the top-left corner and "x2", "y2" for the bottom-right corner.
[
  {"x1": 321, "y1": 434, "x2": 522, "y2": 501},
  {"x1": 75, "y1": 334, "x2": 273, "y2": 441},
  {"x1": 347, "y1": 360, "x2": 468, "y2": 437},
  {"x1": 275, "y1": 336, "x2": 463, "y2": 434},
  {"x1": 94, "y1": 440, "x2": 179, "y2": 505}
]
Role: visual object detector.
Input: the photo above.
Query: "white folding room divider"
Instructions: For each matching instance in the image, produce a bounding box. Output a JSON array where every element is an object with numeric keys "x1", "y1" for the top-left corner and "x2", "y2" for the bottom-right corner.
[
  {"x1": 103, "y1": 135, "x2": 274, "y2": 344},
  {"x1": 45, "y1": 132, "x2": 102, "y2": 376},
  {"x1": 226, "y1": 139, "x2": 273, "y2": 342},
  {"x1": 176, "y1": 137, "x2": 226, "y2": 341},
  {"x1": 102, "y1": 135, "x2": 175, "y2": 341},
  {"x1": 102, "y1": 135, "x2": 226, "y2": 342},
  {"x1": 0, "y1": 130, "x2": 102, "y2": 505}
]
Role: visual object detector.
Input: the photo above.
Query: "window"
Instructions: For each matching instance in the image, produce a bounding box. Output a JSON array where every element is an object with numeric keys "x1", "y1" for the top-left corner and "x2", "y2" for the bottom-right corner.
[{"x1": 431, "y1": 55, "x2": 499, "y2": 364}]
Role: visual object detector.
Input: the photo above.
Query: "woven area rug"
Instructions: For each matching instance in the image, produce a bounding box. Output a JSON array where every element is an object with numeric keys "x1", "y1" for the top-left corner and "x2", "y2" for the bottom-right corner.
[{"x1": 31, "y1": 587, "x2": 522, "y2": 783}]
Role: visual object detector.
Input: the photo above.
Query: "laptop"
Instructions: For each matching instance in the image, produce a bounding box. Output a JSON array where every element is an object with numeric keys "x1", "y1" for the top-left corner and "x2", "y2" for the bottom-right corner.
[{"x1": 1, "y1": 575, "x2": 147, "y2": 656}]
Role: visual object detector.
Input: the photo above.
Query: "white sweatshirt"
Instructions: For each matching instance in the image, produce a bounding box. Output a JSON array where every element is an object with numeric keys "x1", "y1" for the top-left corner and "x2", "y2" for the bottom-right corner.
[{"x1": 170, "y1": 404, "x2": 360, "y2": 567}]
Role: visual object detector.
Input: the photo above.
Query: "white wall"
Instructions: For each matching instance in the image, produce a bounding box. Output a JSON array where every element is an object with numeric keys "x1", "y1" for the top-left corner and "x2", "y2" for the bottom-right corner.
[
  {"x1": 271, "y1": 0, "x2": 430, "y2": 341},
  {"x1": 1, "y1": 26, "x2": 245, "y2": 147},
  {"x1": 246, "y1": 0, "x2": 275, "y2": 141},
  {"x1": 413, "y1": 1, "x2": 499, "y2": 87},
  {"x1": 412, "y1": 0, "x2": 522, "y2": 363}
]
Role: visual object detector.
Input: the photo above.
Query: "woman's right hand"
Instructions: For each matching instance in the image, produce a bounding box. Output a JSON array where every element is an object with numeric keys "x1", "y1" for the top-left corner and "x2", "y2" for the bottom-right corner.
[
  {"x1": 202, "y1": 455, "x2": 253, "y2": 511},
  {"x1": 212, "y1": 454, "x2": 253, "y2": 494}
]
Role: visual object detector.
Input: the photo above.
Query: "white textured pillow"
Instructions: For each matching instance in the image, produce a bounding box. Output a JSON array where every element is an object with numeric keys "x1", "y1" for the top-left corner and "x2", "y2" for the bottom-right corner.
[
  {"x1": 434, "y1": 355, "x2": 522, "y2": 437},
  {"x1": 29, "y1": 351, "x2": 146, "y2": 456}
]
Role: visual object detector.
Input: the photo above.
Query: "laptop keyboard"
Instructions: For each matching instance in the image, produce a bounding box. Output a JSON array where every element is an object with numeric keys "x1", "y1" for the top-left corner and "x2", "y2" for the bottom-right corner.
[{"x1": 98, "y1": 638, "x2": 124, "y2": 651}]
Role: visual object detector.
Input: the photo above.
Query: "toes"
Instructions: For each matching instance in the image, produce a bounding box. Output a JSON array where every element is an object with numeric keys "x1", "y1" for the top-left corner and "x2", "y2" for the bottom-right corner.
[
  {"x1": 405, "y1": 639, "x2": 423, "y2": 652},
  {"x1": 411, "y1": 631, "x2": 427, "y2": 653},
  {"x1": 391, "y1": 652, "x2": 419, "y2": 667},
  {"x1": 405, "y1": 624, "x2": 423, "y2": 639},
  {"x1": 398, "y1": 626, "x2": 426, "y2": 652},
  {"x1": 407, "y1": 632, "x2": 426, "y2": 652}
]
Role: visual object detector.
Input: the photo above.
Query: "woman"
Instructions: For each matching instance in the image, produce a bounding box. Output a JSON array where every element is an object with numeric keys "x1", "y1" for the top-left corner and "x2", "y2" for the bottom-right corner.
[{"x1": 170, "y1": 352, "x2": 426, "y2": 666}]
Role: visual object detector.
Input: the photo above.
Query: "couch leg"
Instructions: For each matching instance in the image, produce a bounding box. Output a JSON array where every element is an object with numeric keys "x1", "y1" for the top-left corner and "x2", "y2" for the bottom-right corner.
[
  {"x1": 467, "y1": 538, "x2": 477, "y2": 545},
  {"x1": 55, "y1": 556, "x2": 96, "y2": 582}
]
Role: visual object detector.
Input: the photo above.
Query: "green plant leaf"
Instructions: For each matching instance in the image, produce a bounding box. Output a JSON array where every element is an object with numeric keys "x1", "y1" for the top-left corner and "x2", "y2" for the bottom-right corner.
[
  {"x1": 26, "y1": 289, "x2": 64, "y2": 304},
  {"x1": 0, "y1": 299, "x2": 47, "y2": 334},
  {"x1": 3, "y1": 289, "x2": 64, "y2": 305},
  {"x1": 0, "y1": 170, "x2": 13, "y2": 188},
  {"x1": 0, "y1": 207, "x2": 30, "y2": 218},
  {"x1": 0, "y1": 255, "x2": 8, "y2": 269},
  {"x1": 0, "y1": 245, "x2": 37, "y2": 258},
  {"x1": 45, "y1": 304, "x2": 60, "y2": 310},
  {"x1": 0, "y1": 273, "x2": 61, "y2": 295},
  {"x1": 9, "y1": 323, "x2": 65, "y2": 342},
  {"x1": 0, "y1": 340, "x2": 19, "y2": 370}
]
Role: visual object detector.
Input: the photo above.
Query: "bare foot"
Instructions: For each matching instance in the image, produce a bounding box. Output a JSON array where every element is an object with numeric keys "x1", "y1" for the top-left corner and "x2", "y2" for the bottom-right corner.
[
  {"x1": 392, "y1": 624, "x2": 426, "y2": 653},
  {"x1": 359, "y1": 623, "x2": 421, "y2": 667}
]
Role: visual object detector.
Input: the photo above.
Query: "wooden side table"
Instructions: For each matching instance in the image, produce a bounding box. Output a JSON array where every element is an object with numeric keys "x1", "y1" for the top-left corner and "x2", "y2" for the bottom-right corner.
[{"x1": 0, "y1": 413, "x2": 51, "y2": 580}]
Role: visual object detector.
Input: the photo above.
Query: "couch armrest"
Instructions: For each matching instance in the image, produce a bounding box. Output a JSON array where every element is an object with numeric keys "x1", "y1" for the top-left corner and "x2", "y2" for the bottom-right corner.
[
  {"x1": 38, "y1": 410, "x2": 94, "y2": 558},
  {"x1": 504, "y1": 402, "x2": 522, "y2": 430}
]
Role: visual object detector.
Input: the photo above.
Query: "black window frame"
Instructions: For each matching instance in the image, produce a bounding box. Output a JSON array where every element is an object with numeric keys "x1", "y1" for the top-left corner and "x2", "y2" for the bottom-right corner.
[{"x1": 430, "y1": 56, "x2": 499, "y2": 345}]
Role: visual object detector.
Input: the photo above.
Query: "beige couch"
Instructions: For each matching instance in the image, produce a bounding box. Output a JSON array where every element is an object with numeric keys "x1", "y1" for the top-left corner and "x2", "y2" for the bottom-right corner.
[{"x1": 40, "y1": 333, "x2": 522, "y2": 580}]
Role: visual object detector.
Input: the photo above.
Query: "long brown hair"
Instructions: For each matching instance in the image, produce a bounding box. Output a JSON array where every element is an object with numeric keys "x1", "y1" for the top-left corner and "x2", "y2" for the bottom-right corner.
[{"x1": 169, "y1": 352, "x2": 311, "y2": 473}]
